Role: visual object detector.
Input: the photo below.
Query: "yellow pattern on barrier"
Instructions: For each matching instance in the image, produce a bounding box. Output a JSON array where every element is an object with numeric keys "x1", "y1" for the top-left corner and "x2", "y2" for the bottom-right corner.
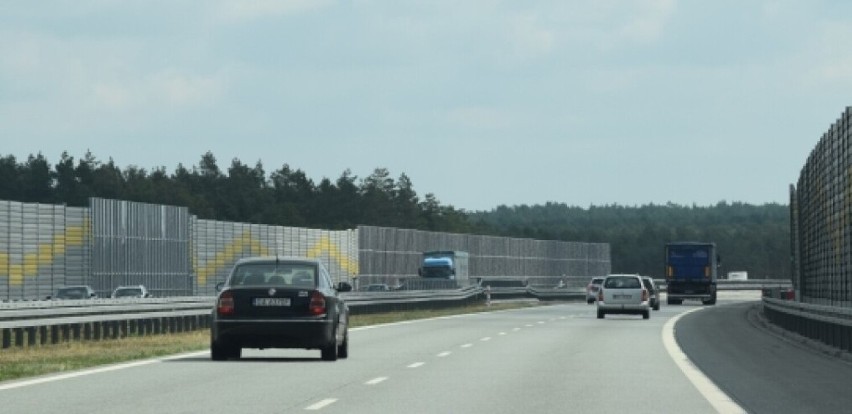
[
  {"x1": 306, "y1": 235, "x2": 359, "y2": 275},
  {"x1": 195, "y1": 233, "x2": 358, "y2": 286},
  {"x1": 195, "y1": 231, "x2": 271, "y2": 286},
  {"x1": 0, "y1": 219, "x2": 90, "y2": 286}
]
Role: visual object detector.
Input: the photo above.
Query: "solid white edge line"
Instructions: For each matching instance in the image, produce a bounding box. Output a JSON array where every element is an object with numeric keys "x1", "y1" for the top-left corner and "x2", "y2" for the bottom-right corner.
[
  {"x1": 0, "y1": 350, "x2": 208, "y2": 391},
  {"x1": 305, "y1": 398, "x2": 338, "y2": 410},
  {"x1": 663, "y1": 308, "x2": 746, "y2": 414}
]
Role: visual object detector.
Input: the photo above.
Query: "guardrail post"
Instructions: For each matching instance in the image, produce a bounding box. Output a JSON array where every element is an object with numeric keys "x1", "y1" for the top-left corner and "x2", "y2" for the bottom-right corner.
[
  {"x1": 39, "y1": 326, "x2": 48, "y2": 345},
  {"x1": 27, "y1": 327, "x2": 36, "y2": 347},
  {"x1": 72, "y1": 324, "x2": 81, "y2": 341},
  {"x1": 14, "y1": 328, "x2": 24, "y2": 348},
  {"x1": 93, "y1": 322, "x2": 102, "y2": 341},
  {"x1": 1, "y1": 329, "x2": 9, "y2": 349},
  {"x1": 84, "y1": 323, "x2": 92, "y2": 341},
  {"x1": 51, "y1": 325, "x2": 60, "y2": 344}
]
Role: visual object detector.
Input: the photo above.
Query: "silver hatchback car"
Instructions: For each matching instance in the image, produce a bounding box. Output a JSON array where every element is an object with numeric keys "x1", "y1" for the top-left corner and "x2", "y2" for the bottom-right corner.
[{"x1": 596, "y1": 274, "x2": 650, "y2": 320}]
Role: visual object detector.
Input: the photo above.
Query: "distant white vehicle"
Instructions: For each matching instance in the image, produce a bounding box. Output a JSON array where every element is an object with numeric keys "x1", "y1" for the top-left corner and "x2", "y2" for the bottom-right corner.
[{"x1": 727, "y1": 271, "x2": 748, "y2": 281}]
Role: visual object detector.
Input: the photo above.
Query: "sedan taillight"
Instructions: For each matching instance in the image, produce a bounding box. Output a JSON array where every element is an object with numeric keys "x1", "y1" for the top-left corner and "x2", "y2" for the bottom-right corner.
[
  {"x1": 217, "y1": 291, "x2": 234, "y2": 316},
  {"x1": 309, "y1": 291, "x2": 326, "y2": 316}
]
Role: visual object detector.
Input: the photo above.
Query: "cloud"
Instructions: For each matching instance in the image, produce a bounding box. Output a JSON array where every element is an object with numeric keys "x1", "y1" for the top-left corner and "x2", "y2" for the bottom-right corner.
[
  {"x1": 509, "y1": 14, "x2": 556, "y2": 59},
  {"x1": 616, "y1": 0, "x2": 676, "y2": 43},
  {"x1": 212, "y1": 0, "x2": 333, "y2": 24},
  {"x1": 92, "y1": 70, "x2": 227, "y2": 110},
  {"x1": 447, "y1": 106, "x2": 513, "y2": 130}
]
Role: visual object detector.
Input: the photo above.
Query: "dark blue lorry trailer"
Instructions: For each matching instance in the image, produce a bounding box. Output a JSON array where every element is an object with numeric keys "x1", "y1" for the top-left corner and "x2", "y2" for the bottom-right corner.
[{"x1": 664, "y1": 242, "x2": 719, "y2": 305}]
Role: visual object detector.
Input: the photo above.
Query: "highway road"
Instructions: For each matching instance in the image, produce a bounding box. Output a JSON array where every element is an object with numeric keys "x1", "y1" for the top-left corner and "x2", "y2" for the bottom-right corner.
[{"x1": 1, "y1": 291, "x2": 848, "y2": 413}]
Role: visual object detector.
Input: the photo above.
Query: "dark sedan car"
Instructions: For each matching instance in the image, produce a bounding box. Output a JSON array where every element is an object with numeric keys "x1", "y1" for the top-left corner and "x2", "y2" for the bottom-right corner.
[
  {"x1": 211, "y1": 256, "x2": 353, "y2": 361},
  {"x1": 51, "y1": 285, "x2": 98, "y2": 300}
]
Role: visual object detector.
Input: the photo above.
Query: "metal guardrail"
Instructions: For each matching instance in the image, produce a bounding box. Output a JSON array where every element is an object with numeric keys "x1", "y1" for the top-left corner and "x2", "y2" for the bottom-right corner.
[
  {"x1": 0, "y1": 284, "x2": 590, "y2": 350},
  {"x1": 762, "y1": 297, "x2": 852, "y2": 353}
]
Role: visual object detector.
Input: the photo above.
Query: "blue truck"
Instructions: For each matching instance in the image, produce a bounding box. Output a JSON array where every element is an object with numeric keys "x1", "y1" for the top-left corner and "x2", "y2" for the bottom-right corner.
[
  {"x1": 418, "y1": 251, "x2": 470, "y2": 286},
  {"x1": 664, "y1": 242, "x2": 719, "y2": 305}
]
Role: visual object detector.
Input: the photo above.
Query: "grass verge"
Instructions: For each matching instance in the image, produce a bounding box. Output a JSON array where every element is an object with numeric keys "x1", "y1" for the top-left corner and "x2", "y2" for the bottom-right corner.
[{"x1": 0, "y1": 301, "x2": 538, "y2": 383}]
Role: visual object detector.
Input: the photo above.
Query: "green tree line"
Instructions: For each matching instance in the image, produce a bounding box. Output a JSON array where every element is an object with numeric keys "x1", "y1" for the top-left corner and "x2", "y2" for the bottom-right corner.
[
  {"x1": 470, "y1": 202, "x2": 790, "y2": 279},
  {"x1": 0, "y1": 151, "x2": 790, "y2": 279}
]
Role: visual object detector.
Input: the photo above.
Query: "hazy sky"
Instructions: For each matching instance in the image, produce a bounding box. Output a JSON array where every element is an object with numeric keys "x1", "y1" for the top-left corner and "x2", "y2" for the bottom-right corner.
[{"x1": 2, "y1": 1, "x2": 850, "y2": 211}]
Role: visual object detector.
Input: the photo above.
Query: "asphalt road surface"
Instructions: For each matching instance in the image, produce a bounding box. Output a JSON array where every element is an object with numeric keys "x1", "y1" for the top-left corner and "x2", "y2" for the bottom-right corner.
[
  {"x1": 677, "y1": 299, "x2": 852, "y2": 414},
  {"x1": 1, "y1": 291, "x2": 848, "y2": 413}
]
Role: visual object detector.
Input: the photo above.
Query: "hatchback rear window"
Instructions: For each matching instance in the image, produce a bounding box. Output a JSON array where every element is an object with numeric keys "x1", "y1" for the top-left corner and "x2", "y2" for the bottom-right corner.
[{"x1": 604, "y1": 277, "x2": 641, "y2": 289}]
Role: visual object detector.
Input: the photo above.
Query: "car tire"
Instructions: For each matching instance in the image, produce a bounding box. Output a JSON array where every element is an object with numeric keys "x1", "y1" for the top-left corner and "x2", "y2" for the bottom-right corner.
[
  {"x1": 643, "y1": 311, "x2": 650, "y2": 319},
  {"x1": 321, "y1": 343, "x2": 338, "y2": 361},
  {"x1": 653, "y1": 302, "x2": 660, "y2": 311},
  {"x1": 229, "y1": 346, "x2": 242, "y2": 360},
  {"x1": 337, "y1": 330, "x2": 349, "y2": 359},
  {"x1": 587, "y1": 298, "x2": 594, "y2": 304},
  {"x1": 597, "y1": 310, "x2": 604, "y2": 319},
  {"x1": 211, "y1": 340, "x2": 229, "y2": 361},
  {"x1": 667, "y1": 298, "x2": 682, "y2": 305}
]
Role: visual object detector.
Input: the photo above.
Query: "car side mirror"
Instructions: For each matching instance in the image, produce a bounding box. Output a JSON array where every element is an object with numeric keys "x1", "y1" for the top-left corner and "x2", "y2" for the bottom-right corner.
[
  {"x1": 337, "y1": 282, "x2": 353, "y2": 292},
  {"x1": 215, "y1": 282, "x2": 224, "y2": 293}
]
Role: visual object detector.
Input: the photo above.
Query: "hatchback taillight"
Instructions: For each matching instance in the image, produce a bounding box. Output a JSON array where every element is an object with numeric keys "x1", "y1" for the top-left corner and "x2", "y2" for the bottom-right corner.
[
  {"x1": 217, "y1": 291, "x2": 235, "y2": 316},
  {"x1": 309, "y1": 291, "x2": 326, "y2": 316},
  {"x1": 597, "y1": 290, "x2": 603, "y2": 302},
  {"x1": 642, "y1": 289, "x2": 649, "y2": 302}
]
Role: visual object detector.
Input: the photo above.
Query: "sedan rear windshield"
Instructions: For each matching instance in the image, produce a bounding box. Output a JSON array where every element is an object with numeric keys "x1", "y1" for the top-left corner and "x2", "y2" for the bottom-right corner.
[
  {"x1": 604, "y1": 277, "x2": 641, "y2": 289},
  {"x1": 230, "y1": 263, "x2": 317, "y2": 288}
]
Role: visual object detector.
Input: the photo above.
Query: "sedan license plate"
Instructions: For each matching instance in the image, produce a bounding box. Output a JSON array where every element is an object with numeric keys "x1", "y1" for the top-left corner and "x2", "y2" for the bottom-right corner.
[
  {"x1": 253, "y1": 297, "x2": 291, "y2": 307},
  {"x1": 613, "y1": 294, "x2": 632, "y2": 299}
]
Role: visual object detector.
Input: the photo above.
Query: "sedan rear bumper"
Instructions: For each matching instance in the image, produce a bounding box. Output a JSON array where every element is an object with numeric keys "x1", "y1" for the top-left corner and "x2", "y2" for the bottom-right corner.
[
  {"x1": 597, "y1": 302, "x2": 650, "y2": 314},
  {"x1": 213, "y1": 318, "x2": 336, "y2": 350}
]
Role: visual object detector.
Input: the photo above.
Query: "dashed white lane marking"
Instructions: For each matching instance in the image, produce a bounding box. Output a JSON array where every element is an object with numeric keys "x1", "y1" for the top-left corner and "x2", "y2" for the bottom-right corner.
[
  {"x1": 461, "y1": 343, "x2": 473, "y2": 348},
  {"x1": 537, "y1": 321, "x2": 545, "y2": 324},
  {"x1": 499, "y1": 332, "x2": 507, "y2": 336},
  {"x1": 525, "y1": 324, "x2": 534, "y2": 327},
  {"x1": 437, "y1": 351, "x2": 451, "y2": 357},
  {"x1": 305, "y1": 398, "x2": 338, "y2": 410},
  {"x1": 513, "y1": 327, "x2": 521, "y2": 331},
  {"x1": 663, "y1": 308, "x2": 746, "y2": 414},
  {"x1": 408, "y1": 362, "x2": 425, "y2": 368},
  {"x1": 365, "y1": 377, "x2": 388, "y2": 385},
  {"x1": 481, "y1": 337, "x2": 491, "y2": 342}
]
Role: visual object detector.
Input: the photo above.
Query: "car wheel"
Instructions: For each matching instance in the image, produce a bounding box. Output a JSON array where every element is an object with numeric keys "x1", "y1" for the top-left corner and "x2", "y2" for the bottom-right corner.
[
  {"x1": 321, "y1": 343, "x2": 338, "y2": 361},
  {"x1": 654, "y1": 303, "x2": 660, "y2": 311},
  {"x1": 229, "y1": 346, "x2": 242, "y2": 360},
  {"x1": 337, "y1": 330, "x2": 349, "y2": 359},
  {"x1": 597, "y1": 310, "x2": 604, "y2": 319},
  {"x1": 587, "y1": 298, "x2": 594, "y2": 304},
  {"x1": 211, "y1": 340, "x2": 229, "y2": 361},
  {"x1": 643, "y1": 311, "x2": 650, "y2": 319}
]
